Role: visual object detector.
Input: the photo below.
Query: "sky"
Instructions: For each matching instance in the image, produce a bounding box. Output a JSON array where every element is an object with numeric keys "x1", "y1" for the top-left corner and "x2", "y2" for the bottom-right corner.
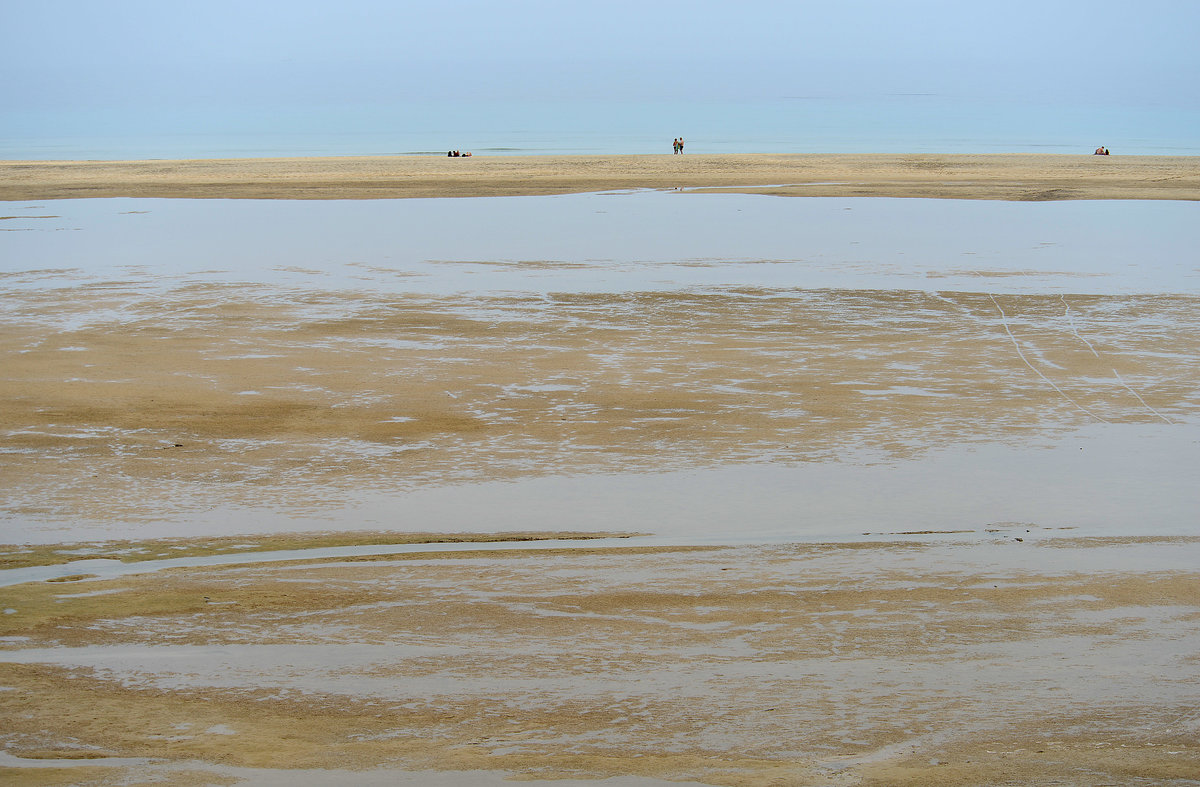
[{"x1": 4, "y1": 0, "x2": 1198, "y2": 112}]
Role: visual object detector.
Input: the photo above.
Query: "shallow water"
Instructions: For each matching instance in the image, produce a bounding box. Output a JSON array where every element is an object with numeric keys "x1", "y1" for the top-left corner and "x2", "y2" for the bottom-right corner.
[
  {"x1": 2, "y1": 193, "x2": 1198, "y2": 547},
  {"x1": 3, "y1": 194, "x2": 1198, "y2": 296}
]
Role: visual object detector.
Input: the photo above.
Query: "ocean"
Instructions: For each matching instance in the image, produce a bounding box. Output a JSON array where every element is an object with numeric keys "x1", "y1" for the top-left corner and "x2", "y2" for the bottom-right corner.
[{"x1": 3, "y1": 95, "x2": 1199, "y2": 160}]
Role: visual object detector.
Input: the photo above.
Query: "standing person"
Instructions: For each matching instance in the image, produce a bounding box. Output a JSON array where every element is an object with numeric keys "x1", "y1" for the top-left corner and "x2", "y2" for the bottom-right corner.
[
  {"x1": 678, "y1": 137, "x2": 684, "y2": 154},
  {"x1": 672, "y1": 138, "x2": 680, "y2": 154}
]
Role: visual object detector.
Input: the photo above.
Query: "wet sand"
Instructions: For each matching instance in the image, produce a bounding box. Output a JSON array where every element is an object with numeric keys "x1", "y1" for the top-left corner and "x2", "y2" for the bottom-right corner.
[
  {"x1": 3, "y1": 284, "x2": 1198, "y2": 530},
  {"x1": 3, "y1": 274, "x2": 1199, "y2": 784},
  {"x1": 2, "y1": 537, "x2": 1198, "y2": 785},
  {"x1": 3, "y1": 153, "x2": 1200, "y2": 202},
  {"x1": 3, "y1": 178, "x2": 1199, "y2": 784}
]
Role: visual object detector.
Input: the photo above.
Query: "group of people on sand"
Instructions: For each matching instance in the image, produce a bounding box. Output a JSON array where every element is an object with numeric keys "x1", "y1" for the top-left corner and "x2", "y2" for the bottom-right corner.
[
  {"x1": 446, "y1": 150, "x2": 472, "y2": 157},
  {"x1": 672, "y1": 137, "x2": 685, "y2": 154},
  {"x1": 1094, "y1": 146, "x2": 1111, "y2": 155}
]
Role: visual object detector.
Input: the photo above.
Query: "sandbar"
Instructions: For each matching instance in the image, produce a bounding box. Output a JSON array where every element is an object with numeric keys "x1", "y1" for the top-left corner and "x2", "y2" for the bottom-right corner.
[{"x1": 3, "y1": 153, "x2": 1199, "y2": 202}]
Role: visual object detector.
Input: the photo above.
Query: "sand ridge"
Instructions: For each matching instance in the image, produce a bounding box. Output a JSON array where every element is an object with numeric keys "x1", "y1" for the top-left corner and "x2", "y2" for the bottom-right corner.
[{"x1": 2, "y1": 153, "x2": 1199, "y2": 202}]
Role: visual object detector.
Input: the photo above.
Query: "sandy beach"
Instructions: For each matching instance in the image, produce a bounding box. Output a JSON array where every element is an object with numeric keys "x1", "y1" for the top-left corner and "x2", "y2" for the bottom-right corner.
[
  {"x1": 3, "y1": 153, "x2": 1200, "y2": 202},
  {"x1": 5, "y1": 0, "x2": 1199, "y2": 777},
  {"x1": 2, "y1": 164, "x2": 1199, "y2": 785}
]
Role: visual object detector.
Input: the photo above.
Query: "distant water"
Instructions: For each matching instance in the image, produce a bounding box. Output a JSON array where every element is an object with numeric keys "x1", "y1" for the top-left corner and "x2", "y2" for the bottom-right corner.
[{"x1": 3, "y1": 96, "x2": 1198, "y2": 160}]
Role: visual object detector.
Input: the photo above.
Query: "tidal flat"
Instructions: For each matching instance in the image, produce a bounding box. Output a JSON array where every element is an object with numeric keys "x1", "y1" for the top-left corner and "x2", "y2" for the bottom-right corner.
[
  {"x1": 2, "y1": 538, "x2": 1199, "y2": 786},
  {"x1": 2, "y1": 188, "x2": 1198, "y2": 784}
]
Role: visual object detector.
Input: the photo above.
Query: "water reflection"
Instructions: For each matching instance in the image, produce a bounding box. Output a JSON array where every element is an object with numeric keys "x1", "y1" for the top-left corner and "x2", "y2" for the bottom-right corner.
[
  {"x1": 3, "y1": 194, "x2": 1197, "y2": 295},
  {"x1": 1, "y1": 194, "x2": 1197, "y2": 545}
]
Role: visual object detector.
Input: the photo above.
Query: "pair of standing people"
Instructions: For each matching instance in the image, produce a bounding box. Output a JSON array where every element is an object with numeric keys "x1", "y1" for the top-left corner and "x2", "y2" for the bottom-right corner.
[{"x1": 672, "y1": 137, "x2": 685, "y2": 154}]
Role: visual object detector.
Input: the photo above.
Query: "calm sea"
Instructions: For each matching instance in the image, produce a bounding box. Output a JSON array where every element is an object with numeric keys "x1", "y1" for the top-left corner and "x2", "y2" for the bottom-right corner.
[{"x1": 3, "y1": 96, "x2": 1198, "y2": 159}]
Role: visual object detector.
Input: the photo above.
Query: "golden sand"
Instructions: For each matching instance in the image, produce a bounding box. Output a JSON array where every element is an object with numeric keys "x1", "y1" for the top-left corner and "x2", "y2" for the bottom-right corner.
[
  {"x1": 3, "y1": 155, "x2": 1199, "y2": 785},
  {"x1": 2, "y1": 537, "x2": 1198, "y2": 785},
  {"x1": 3, "y1": 153, "x2": 1199, "y2": 202},
  {"x1": 3, "y1": 282, "x2": 1199, "y2": 784},
  {"x1": 3, "y1": 286, "x2": 1198, "y2": 524}
]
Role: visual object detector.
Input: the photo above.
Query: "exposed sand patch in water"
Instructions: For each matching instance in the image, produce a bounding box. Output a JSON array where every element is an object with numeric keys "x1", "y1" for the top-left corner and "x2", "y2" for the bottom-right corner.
[{"x1": 2, "y1": 284, "x2": 1198, "y2": 526}]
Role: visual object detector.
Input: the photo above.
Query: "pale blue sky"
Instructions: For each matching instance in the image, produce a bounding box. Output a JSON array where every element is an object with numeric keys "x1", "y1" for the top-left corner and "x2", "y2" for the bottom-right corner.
[{"x1": 3, "y1": 0, "x2": 1198, "y2": 110}]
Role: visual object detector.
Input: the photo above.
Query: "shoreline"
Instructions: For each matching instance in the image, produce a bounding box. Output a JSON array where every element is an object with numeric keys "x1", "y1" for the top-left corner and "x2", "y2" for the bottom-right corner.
[{"x1": 3, "y1": 153, "x2": 1199, "y2": 202}]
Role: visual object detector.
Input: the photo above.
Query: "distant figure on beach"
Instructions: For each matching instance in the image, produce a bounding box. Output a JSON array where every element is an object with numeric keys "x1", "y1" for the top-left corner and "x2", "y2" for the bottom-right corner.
[
  {"x1": 678, "y1": 137, "x2": 684, "y2": 154},
  {"x1": 447, "y1": 150, "x2": 472, "y2": 157},
  {"x1": 1094, "y1": 146, "x2": 1110, "y2": 155},
  {"x1": 672, "y1": 138, "x2": 680, "y2": 154}
]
